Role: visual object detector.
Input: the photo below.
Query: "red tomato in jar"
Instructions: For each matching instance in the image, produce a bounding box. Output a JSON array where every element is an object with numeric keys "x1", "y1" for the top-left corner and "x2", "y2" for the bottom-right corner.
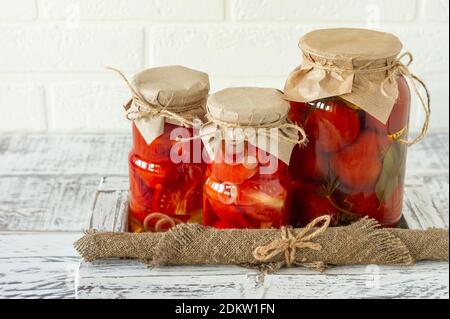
[
  {"x1": 238, "y1": 180, "x2": 289, "y2": 226},
  {"x1": 332, "y1": 132, "x2": 383, "y2": 192},
  {"x1": 289, "y1": 101, "x2": 309, "y2": 126},
  {"x1": 205, "y1": 197, "x2": 250, "y2": 228},
  {"x1": 129, "y1": 153, "x2": 172, "y2": 189},
  {"x1": 289, "y1": 142, "x2": 330, "y2": 182},
  {"x1": 379, "y1": 185, "x2": 404, "y2": 227},
  {"x1": 128, "y1": 168, "x2": 155, "y2": 219},
  {"x1": 128, "y1": 200, "x2": 150, "y2": 224},
  {"x1": 305, "y1": 100, "x2": 361, "y2": 153},
  {"x1": 213, "y1": 220, "x2": 237, "y2": 229},
  {"x1": 366, "y1": 77, "x2": 411, "y2": 137},
  {"x1": 210, "y1": 162, "x2": 258, "y2": 184},
  {"x1": 209, "y1": 142, "x2": 259, "y2": 184},
  {"x1": 341, "y1": 192, "x2": 382, "y2": 221},
  {"x1": 351, "y1": 131, "x2": 392, "y2": 157},
  {"x1": 203, "y1": 177, "x2": 250, "y2": 228},
  {"x1": 291, "y1": 182, "x2": 338, "y2": 227},
  {"x1": 152, "y1": 165, "x2": 203, "y2": 215}
]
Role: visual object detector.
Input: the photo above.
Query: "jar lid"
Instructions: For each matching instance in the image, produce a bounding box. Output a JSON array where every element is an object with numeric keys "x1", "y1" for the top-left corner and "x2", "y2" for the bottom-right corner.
[
  {"x1": 132, "y1": 65, "x2": 210, "y2": 108},
  {"x1": 300, "y1": 28, "x2": 403, "y2": 61},
  {"x1": 207, "y1": 87, "x2": 290, "y2": 126},
  {"x1": 203, "y1": 87, "x2": 305, "y2": 165}
]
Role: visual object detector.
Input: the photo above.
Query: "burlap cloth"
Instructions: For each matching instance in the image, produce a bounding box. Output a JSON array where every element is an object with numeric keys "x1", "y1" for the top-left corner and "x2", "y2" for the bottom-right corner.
[{"x1": 75, "y1": 217, "x2": 448, "y2": 270}]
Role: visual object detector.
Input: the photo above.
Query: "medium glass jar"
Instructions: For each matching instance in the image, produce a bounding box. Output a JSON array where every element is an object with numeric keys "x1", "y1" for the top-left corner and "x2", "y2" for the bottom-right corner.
[
  {"x1": 289, "y1": 76, "x2": 410, "y2": 227},
  {"x1": 284, "y1": 28, "x2": 417, "y2": 228},
  {"x1": 203, "y1": 140, "x2": 292, "y2": 229},
  {"x1": 202, "y1": 87, "x2": 303, "y2": 229},
  {"x1": 123, "y1": 66, "x2": 210, "y2": 232}
]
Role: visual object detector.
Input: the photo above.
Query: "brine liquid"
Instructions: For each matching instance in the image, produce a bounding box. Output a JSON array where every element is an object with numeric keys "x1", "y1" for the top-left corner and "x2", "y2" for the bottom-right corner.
[
  {"x1": 128, "y1": 123, "x2": 206, "y2": 232},
  {"x1": 288, "y1": 77, "x2": 411, "y2": 228},
  {"x1": 203, "y1": 141, "x2": 291, "y2": 229}
]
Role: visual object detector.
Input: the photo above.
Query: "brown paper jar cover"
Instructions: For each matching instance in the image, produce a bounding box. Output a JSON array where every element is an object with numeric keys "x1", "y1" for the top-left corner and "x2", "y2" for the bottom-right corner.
[
  {"x1": 131, "y1": 65, "x2": 210, "y2": 144},
  {"x1": 132, "y1": 65, "x2": 210, "y2": 110},
  {"x1": 284, "y1": 28, "x2": 404, "y2": 124},
  {"x1": 203, "y1": 87, "x2": 303, "y2": 164}
]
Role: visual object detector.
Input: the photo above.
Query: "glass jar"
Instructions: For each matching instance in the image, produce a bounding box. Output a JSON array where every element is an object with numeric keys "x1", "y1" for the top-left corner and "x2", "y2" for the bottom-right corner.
[
  {"x1": 203, "y1": 140, "x2": 292, "y2": 229},
  {"x1": 129, "y1": 123, "x2": 206, "y2": 232},
  {"x1": 284, "y1": 28, "x2": 421, "y2": 228},
  {"x1": 202, "y1": 87, "x2": 303, "y2": 229},
  {"x1": 121, "y1": 66, "x2": 210, "y2": 232},
  {"x1": 289, "y1": 76, "x2": 410, "y2": 227}
]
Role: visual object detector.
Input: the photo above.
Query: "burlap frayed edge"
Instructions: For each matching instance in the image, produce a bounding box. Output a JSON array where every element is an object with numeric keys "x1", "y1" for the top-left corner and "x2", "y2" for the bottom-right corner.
[
  {"x1": 346, "y1": 217, "x2": 415, "y2": 266},
  {"x1": 74, "y1": 230, "x2": 162, "y2": 263},
  {"x1": 75, "y1": 230, "x2": 104, "y2": 263}
]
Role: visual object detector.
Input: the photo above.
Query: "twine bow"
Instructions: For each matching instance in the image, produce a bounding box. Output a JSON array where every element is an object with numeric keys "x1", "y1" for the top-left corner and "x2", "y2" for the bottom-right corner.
[
  {"x1": 107, "y1": 66, "x2": 200, "y2": 127},
  {"x1": 253, "y1": 215, "x2": 331, "y2": 267}
]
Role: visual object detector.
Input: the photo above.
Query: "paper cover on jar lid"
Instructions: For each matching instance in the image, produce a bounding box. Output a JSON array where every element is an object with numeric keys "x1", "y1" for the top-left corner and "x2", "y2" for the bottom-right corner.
[
  {"x1": 207, "y1": 87, "x2": 290, "y2": 125},
  {"x1": 109, "y1": 65, "x2": 210, "y2": 145},
  {"x1": 284, "y1": 28, "x2": 406, "y2": 124},
  {"x1": 202, "y1": 87, "x2": 307, "y2": 165},
  {"x1": 132, "y1": 65, "x2": 210, "y2": 108}
]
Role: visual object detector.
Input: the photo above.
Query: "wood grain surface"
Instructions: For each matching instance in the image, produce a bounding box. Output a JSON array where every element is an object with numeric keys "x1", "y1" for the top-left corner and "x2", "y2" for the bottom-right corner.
[{"x1": 0, "y1": 133, "x2": 448, "y2": 299}]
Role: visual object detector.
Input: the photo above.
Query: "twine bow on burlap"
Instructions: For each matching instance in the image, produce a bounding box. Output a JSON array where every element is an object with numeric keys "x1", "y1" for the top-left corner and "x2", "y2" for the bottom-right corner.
[
  {"x1": 75, "y1": 216, "x2": 448, "y2": 271},
  {"x1": 253, "y1": 216, "x2": 331, "y2": 267},
  {"x1": 107, "y1": 66, "x2": 201, "y2": 127}
]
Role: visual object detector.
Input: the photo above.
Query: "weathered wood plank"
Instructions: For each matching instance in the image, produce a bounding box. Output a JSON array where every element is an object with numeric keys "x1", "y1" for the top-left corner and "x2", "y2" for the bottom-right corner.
[
  {"x1": 0, "y1": 133, "x2": 446, "y2": 299},
  {"x1": 0, "y1": 232, "x2": 80, "y2": 258},
  {"x1": 77, "y1": 170, "x2": 449, "y2": 299},
  {"x1": 403, "y1": 175, "x2": 449, "y2": 229},
  {"x1": 0, "y1": 256, "x2": 79, "y2": 299},
  {"x1": 0, "y1": 134, "x2": 130, "y2": 176},
  {"x1": 98, "y1": 176, "x2": 129, "y2": 192},
  {"x1": 0, "y1": 133, "x2": 447, "y2": 176},
  {"x1": 94, "y1": 173, "x2": 449, "y2": 232},
  {"x1": 0, "y1": 176, "x2": 99, "y2": 231},
  {"x1": 76, "y1": 261, "x2": 449, "y2": 299},
  {"x1": 90, "y1": 190, "x2": 128, "y2": 232},
  {"x1": 406, "y1": 133, "x2": 449, "y2": 175},
  {"x1": 0, "y1": 232, "x2": 81, "y2": 299}
]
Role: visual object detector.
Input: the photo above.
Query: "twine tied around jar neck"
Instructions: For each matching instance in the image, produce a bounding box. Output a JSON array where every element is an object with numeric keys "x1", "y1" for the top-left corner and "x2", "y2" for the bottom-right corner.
[
  {"x1": 303, "y1": 52, "x2": 431, "y2": 146},
  {"x1": 200, "y1": 111, "x2": 308, "y2": 146},
  {"x1": 107, "y1": 66, "x2": 201, "y2": 127},
  {"x1": 253, "y1": 215, "x2": 331, "y2": 267}
]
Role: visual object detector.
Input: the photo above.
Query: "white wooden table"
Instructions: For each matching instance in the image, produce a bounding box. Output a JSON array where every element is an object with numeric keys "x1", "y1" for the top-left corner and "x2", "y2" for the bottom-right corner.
[{"x1": 0, "y1": 133, "x2": 448, "y2": 299}]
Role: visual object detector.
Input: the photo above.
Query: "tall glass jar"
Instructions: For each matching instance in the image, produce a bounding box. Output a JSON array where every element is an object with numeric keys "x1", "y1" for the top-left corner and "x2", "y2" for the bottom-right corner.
[
  {"x1": 284, "y1": 28, "x2": 420, "y2": 228},
  {"x1": 289, "y1": 77, "x2": 410, "y2": 227},
  {"x1": 120, "y1": 66, "x2": 210, "y2": 232},
  {"x1": 202, "y1": 88, "x2": 305, "y2": 229}
]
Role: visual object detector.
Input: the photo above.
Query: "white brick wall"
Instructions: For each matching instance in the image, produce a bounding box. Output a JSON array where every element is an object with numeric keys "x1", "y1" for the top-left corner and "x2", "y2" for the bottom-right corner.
[{"x1": 0, "y1": 0, "x2": 448, "y2": 133}]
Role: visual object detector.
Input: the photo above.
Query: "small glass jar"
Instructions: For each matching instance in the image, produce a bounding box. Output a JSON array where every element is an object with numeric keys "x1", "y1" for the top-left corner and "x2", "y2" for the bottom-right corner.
[
  {"x1": 202, "y1": 88, "x2": 302, "y2": 229},
  {"x1": 125, "y1": 66, "x2": 210, "y2": 232},
  {"x1": 285, "y1": 28, "x2": 416, "y2": 228}
]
